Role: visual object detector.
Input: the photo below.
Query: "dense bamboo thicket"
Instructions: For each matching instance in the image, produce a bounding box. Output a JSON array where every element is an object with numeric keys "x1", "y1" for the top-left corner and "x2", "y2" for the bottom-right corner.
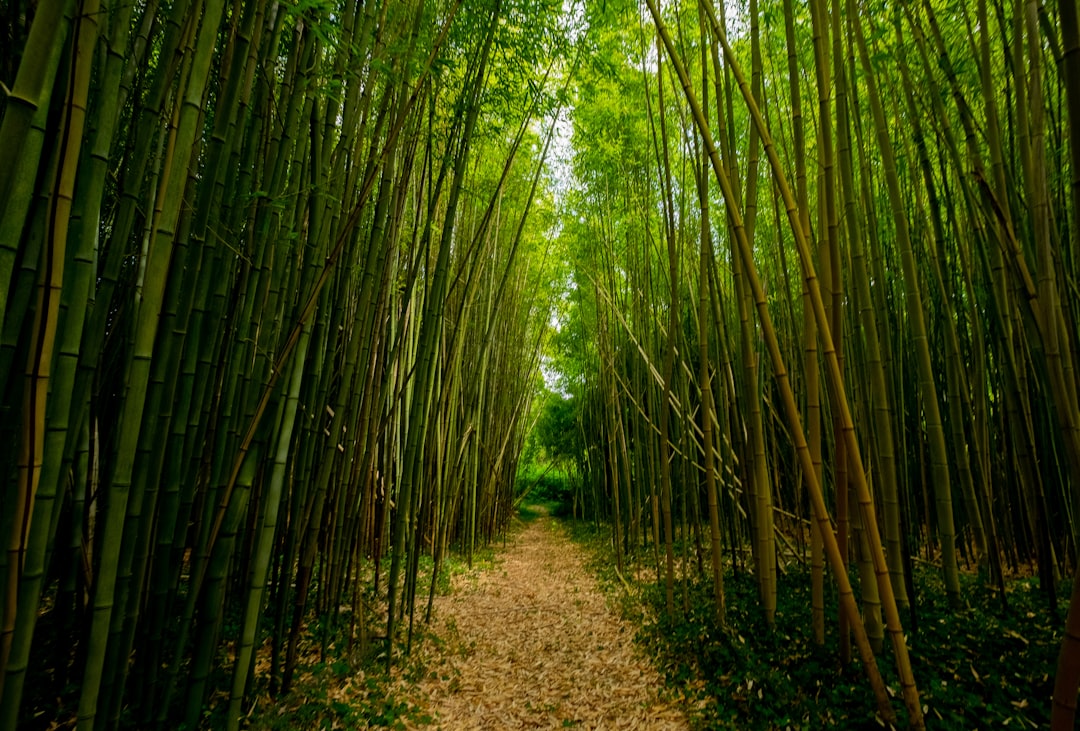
[
  {"x1": 6, "y1": 0, "x2": 1080, "y2": 728},
  {"x1": 546, "y1": 0, "x2": 1080, "y2": 728},
  {"x1": 0, "y1": 0, "x2": 575, "y2": 728}
]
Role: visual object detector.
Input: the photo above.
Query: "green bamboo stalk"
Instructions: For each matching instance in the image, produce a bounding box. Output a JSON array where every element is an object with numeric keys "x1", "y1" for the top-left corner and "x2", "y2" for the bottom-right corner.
[
  {"x1": 658, "y1": 1, "x2": 924, "y2": 723},
  {"x1": 1, "y1": 0, "x2": 97, "y2": 713},
  {"x1": 226, "y1": 325, "x2": 311, "y2": 731},
  {"x1": 848, "y1": 3, "x2": 962, "y2": 608},
  {"x1": 75, "y1": 0, "x2": 227, "y2": 726},
  {"x1": 779, "y1": 0, "x2": 827, "y2": 643},
  {"x1": 387, "y1": 0, "x2": 499, "y2": 662},
  {"x1": 695, "y1": 6, "x2": 725, "y2": 624},
  {"x1": 0, "y1": 0, "x2": 75, "y2": 331},
  {"x1": 654, "y1": 34, "x2": 679, "y2": 617}
]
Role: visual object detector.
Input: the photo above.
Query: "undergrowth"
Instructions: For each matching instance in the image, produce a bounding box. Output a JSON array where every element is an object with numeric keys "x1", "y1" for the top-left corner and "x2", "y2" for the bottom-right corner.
[
  {"x1": 242, "y1": 655, "x2": 431, "y2": 731},
  {"x1": 563, "y1": 520, "x2": 1057, "y2": 731},
  {"x1": 238, "y1": 543, "x2": 502, "y2": 730}
]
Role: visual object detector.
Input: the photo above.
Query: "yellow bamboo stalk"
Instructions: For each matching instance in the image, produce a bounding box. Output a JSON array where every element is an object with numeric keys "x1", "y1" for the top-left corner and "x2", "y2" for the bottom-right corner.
[
  {"x1": 696, "y1": 0, "x2": 927, "y2": 724},
  {"x1": 645, "y1": 1, "x2": 911, "y2": 725},
  {"x1": 2, "y1": 0, "x2": 97, "y2": 703}
]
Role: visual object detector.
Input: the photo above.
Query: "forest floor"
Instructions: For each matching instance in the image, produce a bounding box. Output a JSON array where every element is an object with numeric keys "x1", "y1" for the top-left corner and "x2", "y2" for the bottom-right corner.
[
  {"x1": 396, "y1": 507, "x2": 689, "y2": 730},
  {"x1": 245, "y1": 506, "x2": 1057, "y2": 730}
]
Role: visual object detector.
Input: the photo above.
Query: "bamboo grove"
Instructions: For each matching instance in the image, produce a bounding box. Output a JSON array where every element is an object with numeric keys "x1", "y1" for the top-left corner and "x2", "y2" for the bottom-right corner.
[
  {"x1": 4, "y1": 0, "x2": 1080, "y2": 728},
  {"x1": 548, "y1": 0, "x2": 1080, "y2": 728},
  {"x1": 0, "y1": 0, "x2": 578, "y2": 728}
]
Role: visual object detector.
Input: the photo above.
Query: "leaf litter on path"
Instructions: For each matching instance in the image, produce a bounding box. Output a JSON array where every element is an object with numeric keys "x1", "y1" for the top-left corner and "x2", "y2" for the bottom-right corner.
[{"x1": 400, "y1": 515, "x2": 689, "y2": 730}]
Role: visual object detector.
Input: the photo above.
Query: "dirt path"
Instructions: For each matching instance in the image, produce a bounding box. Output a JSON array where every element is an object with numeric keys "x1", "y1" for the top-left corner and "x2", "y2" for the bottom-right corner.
[{"x1": 403, "y1": 513, "x2": 689, "y2": 730}]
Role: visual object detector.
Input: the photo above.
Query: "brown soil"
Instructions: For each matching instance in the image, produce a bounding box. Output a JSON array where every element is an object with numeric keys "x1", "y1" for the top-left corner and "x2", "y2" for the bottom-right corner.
[{"x1": 402, "y1": 513, "x2": 689, "y2": 730}]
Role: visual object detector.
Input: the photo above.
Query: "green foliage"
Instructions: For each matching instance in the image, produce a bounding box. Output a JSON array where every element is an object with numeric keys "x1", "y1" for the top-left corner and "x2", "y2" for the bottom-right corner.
[
  {"x1": 561, "y1": 516, "x2": 1056, "y2": 730},
  {"x1": 516, "y1": 467, "x2": 574, "y2": 516},
  {"x1": 640, "y1": 574, "x2": 885, "y2": 730},
  {"x1": 517, "y1": 389, "x2": 583, "y2": 516},
  {"x1": 630, "y1": 566, "x2": 1057, "y2": 730},
  {"x1": 516, "y1": 501, "x2": 552, "y2": 522},
  {"x1": 903, "y1": 573, "x2": 1057, "y2": 729},
  {"x1": 533, "y1": 391, "x2": 582, "y2": 464},
  {"x1": 245, "y1": 659, "x2": 429, "y2": 731},
  {"x1": 242, "y1": 557, "x2": 502, "y2": 731}
]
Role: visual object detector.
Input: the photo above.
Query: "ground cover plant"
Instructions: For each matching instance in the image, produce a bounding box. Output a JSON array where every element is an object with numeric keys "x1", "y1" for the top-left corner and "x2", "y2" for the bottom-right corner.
[
  {"x1": 565, "y1": 518, "x2": 1057, "y2": 731},
  {"x1": 231, "y1": 548, "x2": 498, "y2": 731}
]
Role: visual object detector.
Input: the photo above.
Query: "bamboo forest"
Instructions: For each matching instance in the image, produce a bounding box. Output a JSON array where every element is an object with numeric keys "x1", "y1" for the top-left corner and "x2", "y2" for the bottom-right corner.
[{"x1": 3, "y1": 0, "x2": 1080, "y2": 728}]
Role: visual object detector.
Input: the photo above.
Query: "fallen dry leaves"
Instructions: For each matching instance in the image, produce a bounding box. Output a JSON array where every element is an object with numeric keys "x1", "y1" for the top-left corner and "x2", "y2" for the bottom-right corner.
[{"x1": 399, "y1": 514, "x2": 689, "y2": 730}]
